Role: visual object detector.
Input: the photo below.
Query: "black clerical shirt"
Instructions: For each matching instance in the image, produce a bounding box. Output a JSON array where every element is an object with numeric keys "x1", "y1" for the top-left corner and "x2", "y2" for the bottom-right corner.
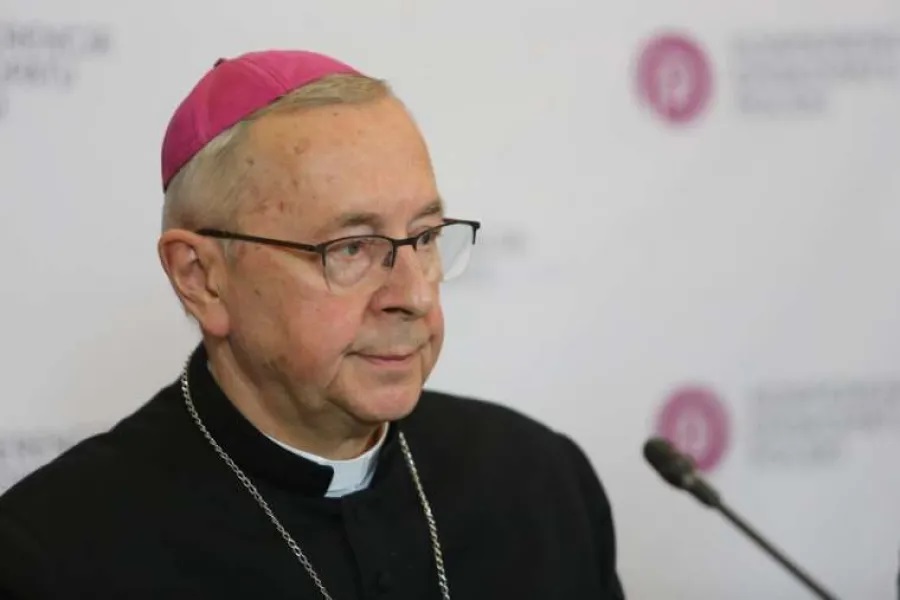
[{"x1": 0, "y1": 345, "x2": 625, "y2": 599}]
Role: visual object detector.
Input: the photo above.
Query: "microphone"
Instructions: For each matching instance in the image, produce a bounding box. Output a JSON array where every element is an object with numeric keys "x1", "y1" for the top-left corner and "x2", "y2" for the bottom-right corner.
[{"x1": 643, "y1": 437, "x2": 841, "y2": 600}]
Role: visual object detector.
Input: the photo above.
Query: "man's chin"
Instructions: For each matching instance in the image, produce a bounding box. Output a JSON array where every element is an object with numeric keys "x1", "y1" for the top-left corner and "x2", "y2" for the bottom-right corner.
[{"x1": 346, "y1": 383, "x2": 423, "y2": 425}]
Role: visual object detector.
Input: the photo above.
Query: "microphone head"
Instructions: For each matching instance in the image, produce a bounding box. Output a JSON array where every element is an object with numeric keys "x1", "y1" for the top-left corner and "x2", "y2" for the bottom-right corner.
[
  {"x1": 643, "y1": 437, "x2": 695, "y2": 489},
  {"x1": 643, "y1": 437, "x2": 722, "y2": 508}
]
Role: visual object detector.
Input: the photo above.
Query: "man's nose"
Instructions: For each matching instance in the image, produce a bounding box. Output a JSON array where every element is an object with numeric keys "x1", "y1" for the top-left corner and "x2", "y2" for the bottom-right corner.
[{"x1": 374, "y1": 244, "x2": 436, "y2": 317}]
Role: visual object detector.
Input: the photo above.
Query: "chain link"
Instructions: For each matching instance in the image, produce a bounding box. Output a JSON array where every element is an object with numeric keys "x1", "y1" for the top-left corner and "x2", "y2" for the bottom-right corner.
[
  {"x1": 180, "y1": 360, "x2": 451, "y2": 600},
  {"x1": 398, "y1": 432, "x2": 452, "y2": 600}
]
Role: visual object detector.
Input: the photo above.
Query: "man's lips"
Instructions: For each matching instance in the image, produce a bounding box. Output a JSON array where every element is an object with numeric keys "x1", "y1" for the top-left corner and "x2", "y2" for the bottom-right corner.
[
  {"x1": 352, "y1": 348, "x2": 420, "y2": 366},
  {"x1": 356, "y1": 352, "x2": 415, "y2": 361}
]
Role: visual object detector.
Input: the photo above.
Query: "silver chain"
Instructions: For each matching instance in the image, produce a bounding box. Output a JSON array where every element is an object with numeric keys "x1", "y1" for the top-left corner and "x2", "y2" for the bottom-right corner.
[
  {"x1": 179, "y1": 361, "x2": 451, "y2": 600},
  {"x1": 397, "y1": 432, "x2": 451, "y2": 600}
]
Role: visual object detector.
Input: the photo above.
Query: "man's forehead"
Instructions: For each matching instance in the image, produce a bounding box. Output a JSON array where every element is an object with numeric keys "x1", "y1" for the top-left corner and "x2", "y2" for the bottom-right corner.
[
  {"x1": 234, "y1": 99, "x2": 437, "y2": 232},
  {"x1": 251, "y1": 97, "x2": 413, "y2": 143},
  {"x1": 244, "y1": 104, "x2": 430, "y2": 175}
]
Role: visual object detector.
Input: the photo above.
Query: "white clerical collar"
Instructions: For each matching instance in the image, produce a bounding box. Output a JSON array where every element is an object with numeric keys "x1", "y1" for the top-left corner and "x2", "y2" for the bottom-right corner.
[{"x1": 264, "y1": 424, "x2": 389, "y2": 498}]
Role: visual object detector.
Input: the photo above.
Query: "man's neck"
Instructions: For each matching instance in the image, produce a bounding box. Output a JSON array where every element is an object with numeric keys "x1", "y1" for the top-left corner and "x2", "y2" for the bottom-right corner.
[{"x1": 204, "y1": 342, "x2": 382, "y2": 461}]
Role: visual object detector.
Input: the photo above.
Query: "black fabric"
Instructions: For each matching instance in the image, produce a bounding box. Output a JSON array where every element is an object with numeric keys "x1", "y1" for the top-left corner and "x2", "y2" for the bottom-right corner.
[{"x1": 0, "y1": 344, "x2": 625, "y2": 599}]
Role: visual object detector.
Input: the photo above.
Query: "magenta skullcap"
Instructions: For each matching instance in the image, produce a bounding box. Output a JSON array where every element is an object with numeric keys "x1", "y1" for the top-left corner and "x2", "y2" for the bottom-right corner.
[{"x1": 161, "y1": 49, "x2": 361, "y2": 190}]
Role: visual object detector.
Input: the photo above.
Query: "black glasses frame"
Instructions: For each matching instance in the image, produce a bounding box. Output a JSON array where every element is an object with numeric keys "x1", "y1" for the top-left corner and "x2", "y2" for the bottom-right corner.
[{"x1": 196, "y1": 218, "x2": 481, "y2": 268}]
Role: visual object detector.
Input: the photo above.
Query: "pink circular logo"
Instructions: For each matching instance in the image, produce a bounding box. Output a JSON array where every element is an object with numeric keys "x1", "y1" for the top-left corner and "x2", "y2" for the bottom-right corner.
[
  {"x1": 655, "y1": 385, "x2": 729, "y2": 472},
  {"x1": 636, "y1": 33, "x2": 713, "y2": 124}
]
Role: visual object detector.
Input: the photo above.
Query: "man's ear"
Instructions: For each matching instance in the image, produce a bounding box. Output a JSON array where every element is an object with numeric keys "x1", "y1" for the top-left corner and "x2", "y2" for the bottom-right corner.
[{"x1": 157, "y1": 230, "x2": 230, "y2": 338}]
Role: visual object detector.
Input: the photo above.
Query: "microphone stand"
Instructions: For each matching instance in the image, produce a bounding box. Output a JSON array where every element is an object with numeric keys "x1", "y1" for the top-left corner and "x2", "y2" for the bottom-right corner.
[
  {"x1": 714, "y1": 500, "x2": 840, "y2": 600},
  {"x1": 644, "y1": 438, "x2": 842, "y2": 600}
]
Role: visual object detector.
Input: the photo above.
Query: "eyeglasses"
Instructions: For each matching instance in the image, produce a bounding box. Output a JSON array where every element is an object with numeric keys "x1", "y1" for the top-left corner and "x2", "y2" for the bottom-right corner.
[{"x1": 196, "y1": 218, "x2": 481, "y2": 291}]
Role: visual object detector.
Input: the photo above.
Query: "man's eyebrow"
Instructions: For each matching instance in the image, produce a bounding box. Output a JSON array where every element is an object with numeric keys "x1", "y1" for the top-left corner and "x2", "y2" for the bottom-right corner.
[
  {"x1": 315, "y1": 212, "x2": 384, "y2": 238},
  {"x1": 315, "y1": 198, "x2": 445, "y2": 238},
  {"x1": 413, "y1": 198, "x2": 445, "y2": 221}
]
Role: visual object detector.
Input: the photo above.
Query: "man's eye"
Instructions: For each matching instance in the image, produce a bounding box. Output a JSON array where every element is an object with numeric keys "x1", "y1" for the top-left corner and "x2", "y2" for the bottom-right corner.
[
  {"x1": 341, "y1": 241, "x2": 364, "y2": 256},
  {"x1": 330, "y1": 239, "x2": 375, "y2": 260},
  {"x1": 419, "y1": 229, "x2": 442, "y2": 245}
]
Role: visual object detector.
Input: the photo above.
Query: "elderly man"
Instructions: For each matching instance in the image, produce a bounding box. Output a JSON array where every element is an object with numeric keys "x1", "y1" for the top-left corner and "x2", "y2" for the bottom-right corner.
[{"x1": 0, "y1": 49, "x2": 624, "y2": 599}]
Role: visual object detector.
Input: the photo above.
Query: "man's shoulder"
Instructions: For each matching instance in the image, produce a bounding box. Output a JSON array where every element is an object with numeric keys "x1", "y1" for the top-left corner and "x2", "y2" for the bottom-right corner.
[
  {"x1": 0, "y1": 382, "x2": 181, "y2": 521},
  {"x1": 417, "y1": 388, "x2": 559, "y2": 438},
  {"x1": 411, "y1": 389, "x2": 580, "y2": 463},
  {"x1": 409, "y1": 390, "x2": 613, "y2": 520},
  {"x1": 408, "y1": 391, "x2": 623, "y2": 598}
]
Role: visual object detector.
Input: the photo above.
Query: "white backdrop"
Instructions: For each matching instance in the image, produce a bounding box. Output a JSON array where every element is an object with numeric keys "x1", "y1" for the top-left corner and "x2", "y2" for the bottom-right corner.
[{"x1": 2, "y1": 1, "x2": 900, "y2": 598}]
